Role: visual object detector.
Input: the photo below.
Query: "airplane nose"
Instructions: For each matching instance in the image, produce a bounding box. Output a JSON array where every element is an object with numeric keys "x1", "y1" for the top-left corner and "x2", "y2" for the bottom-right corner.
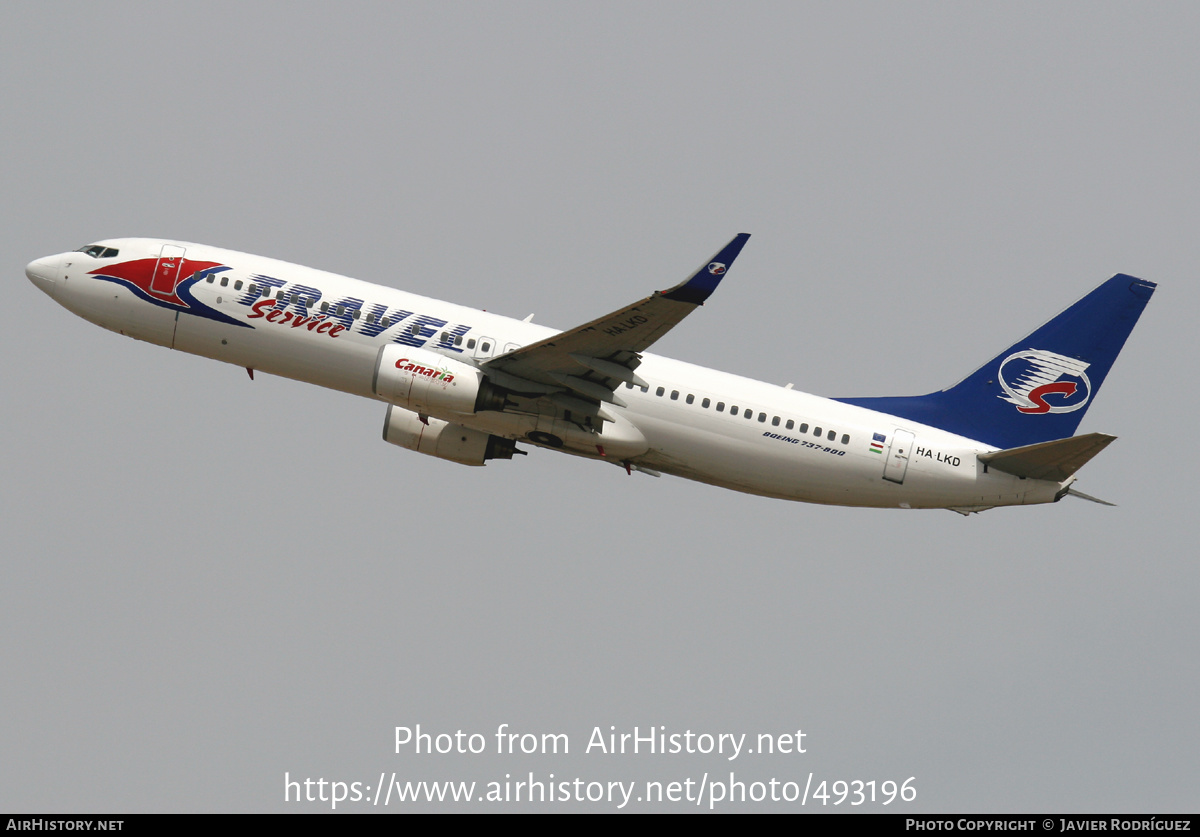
[{"x1": 26, "y1": 255, "x2": 61, "y2": 298}]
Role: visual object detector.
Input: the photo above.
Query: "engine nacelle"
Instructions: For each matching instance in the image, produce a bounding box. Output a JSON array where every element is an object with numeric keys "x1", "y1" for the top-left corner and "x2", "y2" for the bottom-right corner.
[
  {"x1": 373, "y1": 345, "x2": 507, "y2": 415},
  {"x1": 382, "y1": 404, "x2": 519, "y2": 466}
]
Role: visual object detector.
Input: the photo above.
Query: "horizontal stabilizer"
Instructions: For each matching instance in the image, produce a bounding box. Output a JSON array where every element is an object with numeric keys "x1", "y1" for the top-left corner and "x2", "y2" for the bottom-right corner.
[
  {"x1": 1066, "y1": 487, "x2": 1116, "y2": 506},
  {"x1": 978, "y1": 432, "x2": 1116, "y2": 482}
]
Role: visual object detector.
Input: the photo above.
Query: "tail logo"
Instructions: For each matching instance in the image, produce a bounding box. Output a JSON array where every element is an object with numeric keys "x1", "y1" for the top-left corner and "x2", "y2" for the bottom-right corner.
[
  {"x1": 708, "y1": 262, "x2": 726, "y2": 275},
  {"x1": 997, "y1": 349, "x2": 1092, "y2": 415}
]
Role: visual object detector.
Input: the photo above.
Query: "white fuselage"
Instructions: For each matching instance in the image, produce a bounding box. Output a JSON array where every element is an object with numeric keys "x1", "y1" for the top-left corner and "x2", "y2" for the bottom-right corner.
[{"x1": 27, "y1": 238, "x2": 1064, "y2": 511}]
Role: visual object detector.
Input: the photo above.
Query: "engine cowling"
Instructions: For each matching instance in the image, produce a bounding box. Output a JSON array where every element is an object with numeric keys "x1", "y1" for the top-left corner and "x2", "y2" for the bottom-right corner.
[
  {"x1": 373, "y1": 345, "x2": 507, "y2": 415},
  {"x1": 382, "y1": 404, "x2": 519, "y2": 466}
]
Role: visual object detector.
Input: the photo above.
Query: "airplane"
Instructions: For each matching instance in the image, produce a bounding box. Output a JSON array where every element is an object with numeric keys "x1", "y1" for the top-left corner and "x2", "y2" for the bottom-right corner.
[{"x1": 25, "y1": 235, "x2": 1155, "y2": 513}]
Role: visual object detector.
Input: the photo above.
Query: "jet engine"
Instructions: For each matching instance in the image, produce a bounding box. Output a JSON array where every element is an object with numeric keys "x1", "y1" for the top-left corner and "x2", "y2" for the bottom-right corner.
[
  {"x1": 373, "y1": 345, "x2": 507, "y2": 415},
  {"x1": 382, "y1": 404, "x2": 520, "y2": 466}
]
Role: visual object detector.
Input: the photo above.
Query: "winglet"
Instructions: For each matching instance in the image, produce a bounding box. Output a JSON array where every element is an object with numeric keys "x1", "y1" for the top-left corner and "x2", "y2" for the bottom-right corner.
[{"x1": 660, "y1": 233, "x2": 751, "y2": 305}]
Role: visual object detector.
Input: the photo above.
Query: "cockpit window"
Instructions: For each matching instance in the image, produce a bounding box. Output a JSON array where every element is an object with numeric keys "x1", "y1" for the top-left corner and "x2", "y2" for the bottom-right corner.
[{"x1": 75, "y1": 244, "x2": 119, "y2": 258}]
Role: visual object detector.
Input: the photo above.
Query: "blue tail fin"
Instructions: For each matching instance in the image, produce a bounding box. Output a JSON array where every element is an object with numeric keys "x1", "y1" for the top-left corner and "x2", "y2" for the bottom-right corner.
[{"x1": 836, "y1": 274, "x2": 1156, "y2": 449}]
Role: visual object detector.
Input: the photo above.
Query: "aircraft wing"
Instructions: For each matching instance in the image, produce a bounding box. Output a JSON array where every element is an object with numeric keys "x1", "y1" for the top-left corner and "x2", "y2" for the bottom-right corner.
[{"x1": 483, "y1": 234, "x2": 750, "y2": 407}]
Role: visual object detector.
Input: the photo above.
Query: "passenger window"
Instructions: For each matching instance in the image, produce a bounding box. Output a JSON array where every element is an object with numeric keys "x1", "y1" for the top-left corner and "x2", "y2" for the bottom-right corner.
[
  {"x1": 670, "y1": 390, "x2": 679, "y2": 401},
  {"x1": 841, "y1": 434, "x2": 850, "y2": 445},
  {"x1": 730, "y1": 406, "x2": 739, "y2": 416},
  {"x1": 481, "y1": 342, "x2": 491, "y2": 352},
  {"x1": 772, "y1": 416, "x2": 780, "y2": 426},
  {"x1": 218, "y1": 277, "x2": 226, "y2": 288},
  {"x1": 206, "y1": 275, "x2": 214, "y2": 283},
  {"x1": 247, "y1": 283, "x2": 257, "y2": 295},
  {"x1": 814, "y1": 427, "x2": 823, "y2": 436},
  {"x1": 234, "y1": 280, "x2": 243, "y2": 291},
  {"x1": 656, "y1": 387, "x2": 665, "y2": 397},
  {"x1": 716, "y1": 402, "x2": 725, "y2": 412},
  {"x1": 262, "y1": 286, "x2": 271, "y2": 298},
  {"x1": 367, "y1": 313, "x2": 376, "y2": 324},
  {"x1": 409, "y1": 323, "x2": 419, "y2": 335},
  {"x1": 701, "y1": 398, "x2": 710, "y2": 408},
  {"x1": 786, "y1": 419, "x2": 794, "y2": 430},
  {"x1": 468, "y1": 338, "x2": 476, "y2": 349},
  {"x1": 382, "y1": 318, "x2": 391, "y2": 327},
  {"x1": 686, "y1": 394, "x2": 694, "y2": 405},
  {"x1": 828, "y1": 430, "x2": 836, "y2": 441},
  {"x1": 353, "y1": 310, "x2": 361, "y2": 319},
  {"x1": 746, "y1": 410, "x2": 754, "y2": 420},
  {"x1": 277, "y1": 289, "x2": 287, "y2": 299},
  {"x1": 337, "y1": 305, "x2": 346, "y2": 316},
  {"x1": 321, "y1": 301, "x2": 329, "y2": 312},
  {"x1": 455, "y1": 335, "x2": 463, "y2": 346},
  {"x1": 799, "y1": 423, "x2": 809, "y2": 433},
  {"x1": 640, "y1": 386, "x2": 648, "y2": 393}
]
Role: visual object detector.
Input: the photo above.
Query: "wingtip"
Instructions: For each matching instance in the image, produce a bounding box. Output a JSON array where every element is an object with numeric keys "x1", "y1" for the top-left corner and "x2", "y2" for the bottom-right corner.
[{"x1": 660, "y1": 233, "x2": 752, "y2": 305}]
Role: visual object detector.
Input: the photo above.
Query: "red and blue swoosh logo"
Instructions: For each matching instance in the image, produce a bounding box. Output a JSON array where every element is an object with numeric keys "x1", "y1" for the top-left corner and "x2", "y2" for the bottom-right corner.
[{"x1": 89, "y1": 258, "x2": 248, "y2": 327}]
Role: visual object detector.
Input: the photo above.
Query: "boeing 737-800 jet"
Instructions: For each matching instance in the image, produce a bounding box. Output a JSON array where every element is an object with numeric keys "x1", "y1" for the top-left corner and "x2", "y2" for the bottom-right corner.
[{"x1": 25, "y1": 235, "x2": 1155, "y2": 513}]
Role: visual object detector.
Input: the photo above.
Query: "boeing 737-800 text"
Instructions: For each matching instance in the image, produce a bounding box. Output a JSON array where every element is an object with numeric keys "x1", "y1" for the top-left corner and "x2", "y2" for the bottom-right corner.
[{"x1": 25, "y1": 235, "x2": 1155, "y2": 513}]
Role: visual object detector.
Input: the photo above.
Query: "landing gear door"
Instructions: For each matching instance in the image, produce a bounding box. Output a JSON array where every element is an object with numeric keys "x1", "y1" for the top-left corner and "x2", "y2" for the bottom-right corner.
[
  {"x1": 151, "y1": 244, "x2": 187, "y2": 295},
  {"x1": 883, "y1": 429, "x2": 915, "y2": 484}
]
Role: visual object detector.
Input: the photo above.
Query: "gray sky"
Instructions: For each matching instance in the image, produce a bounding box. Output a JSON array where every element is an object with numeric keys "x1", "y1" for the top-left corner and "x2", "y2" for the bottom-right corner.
[{"x1": 2, "y1": 1, "x2": 1196, "y2": 812}]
